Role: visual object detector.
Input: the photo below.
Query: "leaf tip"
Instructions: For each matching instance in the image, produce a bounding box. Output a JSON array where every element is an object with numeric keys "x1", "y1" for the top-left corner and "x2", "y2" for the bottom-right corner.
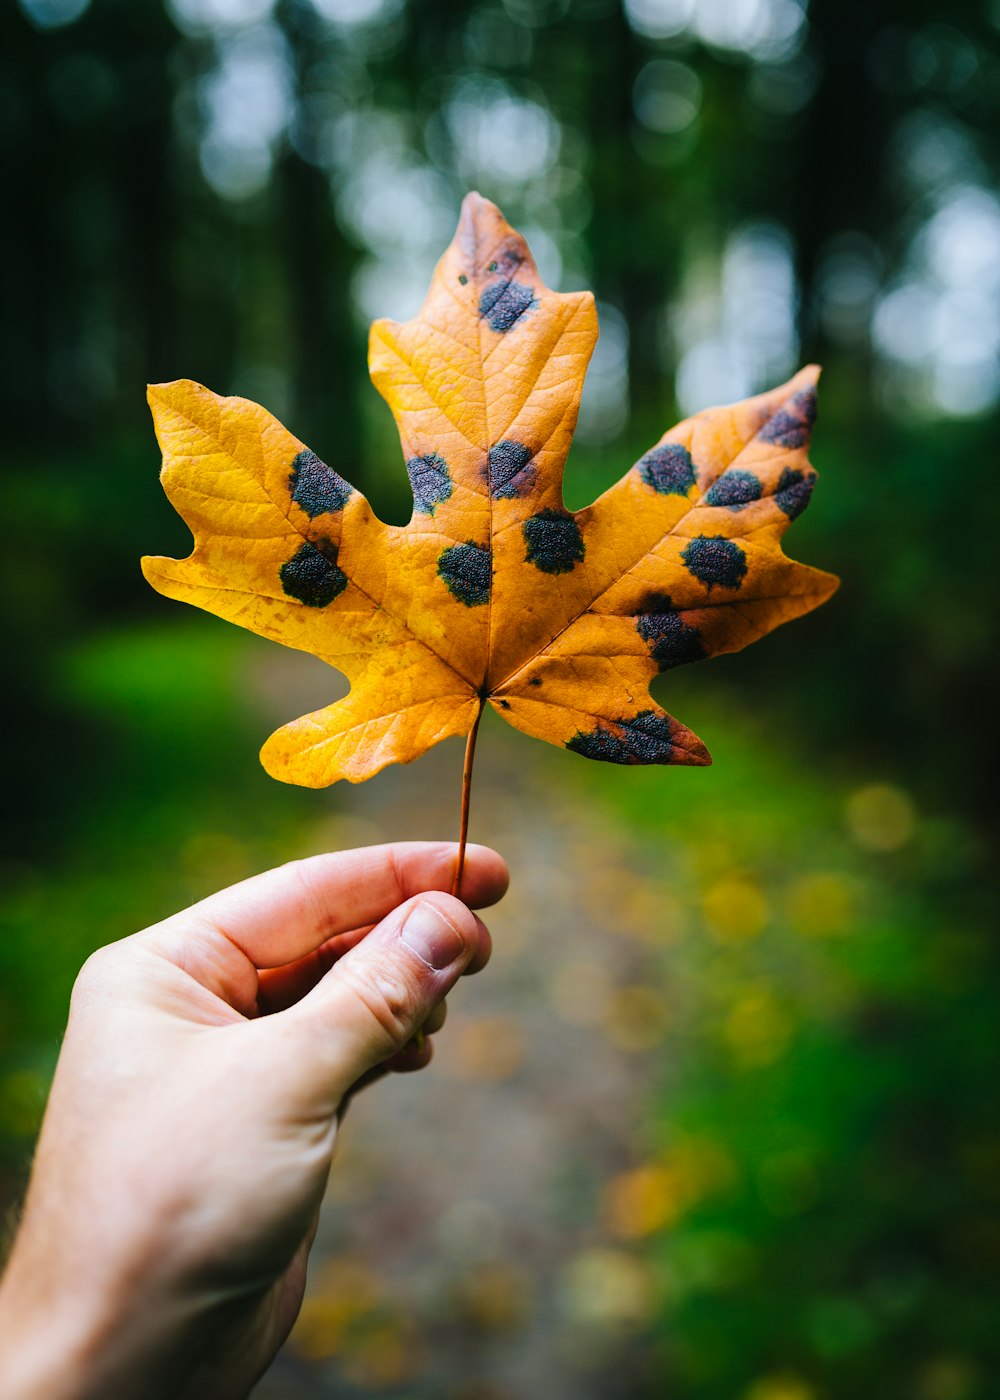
[
  {"x1": 146, "y1": 379, "x2": 180, "y2": 406},
  {"x1": 146, "y1": 378, "x2": 207, "y2": 423},
  {"x1": 454, "y1": 190, "x2": 528, "y2": 273},
  {"x1": 816, "y1": 567, "x2": 841, "y2": 602},
  {"x1": 259, "y1": 732, "x2": 333, "y2": 789},
  {"x1": 458, "y1": 190, "x2": 503, "y2": 231},
  {"x1": 139, "y1": 553, "x2": 174, "y2": 599},
  {"x1": 679, "y1": 731, "x2": 713, "y2": 767}
]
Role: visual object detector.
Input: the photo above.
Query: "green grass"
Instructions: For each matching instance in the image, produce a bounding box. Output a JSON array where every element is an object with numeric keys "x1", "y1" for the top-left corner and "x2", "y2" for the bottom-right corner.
[
  {"x1": 0, "y1": 620, "x2": 335, "y2": 1155},
  {"x1": 545, "y1": 677, "x2": 997, "y2": 1400}
]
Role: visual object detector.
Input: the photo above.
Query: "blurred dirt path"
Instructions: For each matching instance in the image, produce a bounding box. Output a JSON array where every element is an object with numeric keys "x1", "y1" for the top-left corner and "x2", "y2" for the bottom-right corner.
[{"x1": 251, "y1": 677, "x2": 671, "y2": 1399}]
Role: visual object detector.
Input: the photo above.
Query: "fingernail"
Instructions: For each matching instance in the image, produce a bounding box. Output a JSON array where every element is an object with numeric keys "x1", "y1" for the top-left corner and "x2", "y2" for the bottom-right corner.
[{"x1": 401, "y1": 901, "x2": 466, "y2": 971}]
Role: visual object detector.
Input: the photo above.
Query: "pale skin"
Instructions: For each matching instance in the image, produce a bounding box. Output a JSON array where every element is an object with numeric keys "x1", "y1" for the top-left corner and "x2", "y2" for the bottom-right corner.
[{"x1": 0, "y1": 841, "x2": 508, "y2": 1400}]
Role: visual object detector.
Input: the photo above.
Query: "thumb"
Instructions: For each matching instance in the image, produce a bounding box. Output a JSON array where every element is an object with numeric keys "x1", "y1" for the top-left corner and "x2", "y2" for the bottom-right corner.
[{"x1": 285, "y1": 892, "x2": 486, "y2": 1104}]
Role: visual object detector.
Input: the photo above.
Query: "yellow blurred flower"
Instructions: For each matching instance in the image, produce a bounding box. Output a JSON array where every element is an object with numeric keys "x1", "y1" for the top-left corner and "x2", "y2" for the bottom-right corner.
[
  {"x1": 605, "y1": 1138, "x2": 739, "y2": 1240},
  {"x1": 786, "y1": 871, "x2": 857, "y2": 937},
  {"x1": 618, "y1": 881, "x2": 686, "y2": 943},
  {"x1": 744, "y1": 1373, "x2": 816, "y2": 1400},
  {"x1": 845, "y1": 783, "x2": 916, "y2": 852},
  {"x1": 340, "y1": 1320, "x2": 420, "y2": 1389},
  {"x1": 702, "y1": 875, "x2": 769, "y2": 943},
  {"x1": 450, "y1": 1261, "x2": 533, "y2": 1332},
  {"x1": 559, "y1": 1248, "x2": 660, "y2": 1329},
  {"x1": 722, "y1": 984, "x2": 794, "y2": 1068},
  {"x1": 449, "y1": 1015, "x2": 526, "y2": 1081},
  {"x1": 291, "y1": 1258, "x2": 382, "y2": 1361},
  {"x1": 918, "y1": 1355, "x2": 978, "y2": 1400},
  {"x1": 604, "y1": 1163, "x2": 683, "y2": 1238}
]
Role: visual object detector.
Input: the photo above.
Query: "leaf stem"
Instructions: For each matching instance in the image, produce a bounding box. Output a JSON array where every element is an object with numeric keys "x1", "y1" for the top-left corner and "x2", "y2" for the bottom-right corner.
[{"x1": 451, "y1": 702, "x2": 484, "y2": 897}]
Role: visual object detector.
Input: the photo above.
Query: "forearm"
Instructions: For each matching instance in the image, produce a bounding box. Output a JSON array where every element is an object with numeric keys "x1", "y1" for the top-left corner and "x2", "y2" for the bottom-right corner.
[
  {"x1": 0, "y1": 1214, "x2": 264, "y2": 1400},
  {"x1": 0, "y1": 1241, "x2": 194, "y2": 1400},
  {"x1": 0, "y1": 1267, "x2": 137, "y2": 1400}
]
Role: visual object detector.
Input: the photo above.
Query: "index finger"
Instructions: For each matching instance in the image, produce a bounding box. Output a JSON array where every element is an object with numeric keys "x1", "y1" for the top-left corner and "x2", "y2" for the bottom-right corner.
[{"x1": 174, "y1": 842, "x2": 508, "y2": 970}]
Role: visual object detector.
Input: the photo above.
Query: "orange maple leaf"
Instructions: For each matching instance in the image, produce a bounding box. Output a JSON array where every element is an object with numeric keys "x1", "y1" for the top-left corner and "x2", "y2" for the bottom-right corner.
[{"x1": 143, "y1": 193, "x2": 837, "y2": 804}]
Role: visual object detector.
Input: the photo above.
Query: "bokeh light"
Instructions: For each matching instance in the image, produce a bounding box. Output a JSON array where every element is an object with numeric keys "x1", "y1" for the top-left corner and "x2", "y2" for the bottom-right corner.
[
  {"x1": 672, "y1": 222, "x2": 798, "y2": 413},
  {"x1": 197, "y1": 22, "x2": 292, "y2": 199},
  {"x1": 874, "y1": 184, "x2": 1000, "y2": 416},
  {"x1": 17, "y1": 0, "x2": 91, "y2": 29},
  {"x1": 168, "y1": 0, "x2": 274, "y2": 33}
]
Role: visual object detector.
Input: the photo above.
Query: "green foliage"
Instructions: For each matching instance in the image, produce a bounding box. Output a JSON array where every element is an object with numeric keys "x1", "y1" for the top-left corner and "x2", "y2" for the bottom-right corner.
[
  {"x1": 0, "y1": 622, "x2": 330, "y2": 1158},
  {"x1": 556, "y1": 680, "x2": 997, "y2": 1398}
]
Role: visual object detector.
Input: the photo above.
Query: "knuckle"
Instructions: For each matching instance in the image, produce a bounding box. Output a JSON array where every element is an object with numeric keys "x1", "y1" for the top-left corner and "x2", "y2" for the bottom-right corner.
[
  {"x1": 71, "y1": 942, "x2": 124, "y2": 1006},
  {"x1": 283, "y1": 859, "x2": 330, "y2": 935},
  {"x1": 338, "y1": 955, "x2": 418, "y2": 1054},
  {"x1": 385, "y1": 844, "x2": 409, "y2": 904}
]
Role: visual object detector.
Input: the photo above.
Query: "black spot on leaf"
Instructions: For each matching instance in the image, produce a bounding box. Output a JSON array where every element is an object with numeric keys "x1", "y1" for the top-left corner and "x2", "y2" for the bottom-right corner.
[
  {"x1": 523, "y1": 508, "x2": 585, "y2": 574},
  {"x1": 279, "y1": 540, "x2": 348, "y2": 608},
  {"x1": 567, "y1": 711, "x2": 675, "y2": 765},
  {"x1": 636, "y1": 595, "x2": 706, "y2": 670},
  {"x1": 704, "y1": 469, "x2": 762, "y2": 509},
  {"x1": 289, "y1": 449, "x2": 352, "y2": 518},
  {"x1": 406, "y1": 452, "x2": 453, "y2": 515},
  {"x1": 479, "y1": 280, "x2": 535, "y2": 333},
  {"x1": 637, "y1": 443, "x2": 696, "y2": 497},
  {"x1": 759, "y1": 386, "x2": 817, "y2": 448},
  {"x1": 458, "y1": 273, "x2": 468, "y2": 285},
  {"x1": 438, "y1": 542, "x2": 491, "y2": 606},
  {"x1": 681, "y1": 536, "x2": 747, "y2": 590},
  {"x1": 488, "y1": 440, "x2": 535, "y2": 499},
  {"x1": 775, "y1": 466, "x2": 816, "y2": 519},
  {"x1": 497, "y1": 699, "x2": 511, "y2": 709},
  {"x1": 529, "y1": 676, "x2": 542, "y2": 686}
]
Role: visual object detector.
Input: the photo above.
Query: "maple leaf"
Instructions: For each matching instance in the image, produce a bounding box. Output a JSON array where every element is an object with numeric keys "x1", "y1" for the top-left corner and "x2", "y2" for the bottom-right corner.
[{"x1": 143, "y1": 193, "x2": 837, "y2": 807}]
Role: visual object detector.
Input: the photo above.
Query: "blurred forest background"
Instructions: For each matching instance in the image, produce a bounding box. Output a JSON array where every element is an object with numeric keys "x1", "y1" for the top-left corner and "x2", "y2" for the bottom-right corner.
[{"x1": 1, "y1": 0, "x2": 998, "y2": 1397}]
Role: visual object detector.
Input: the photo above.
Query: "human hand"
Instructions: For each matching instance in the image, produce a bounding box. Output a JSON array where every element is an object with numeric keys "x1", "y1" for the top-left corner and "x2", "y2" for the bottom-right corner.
[{"x1": 0, "y1": 842, "x2": 507, "y2": 1400}]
